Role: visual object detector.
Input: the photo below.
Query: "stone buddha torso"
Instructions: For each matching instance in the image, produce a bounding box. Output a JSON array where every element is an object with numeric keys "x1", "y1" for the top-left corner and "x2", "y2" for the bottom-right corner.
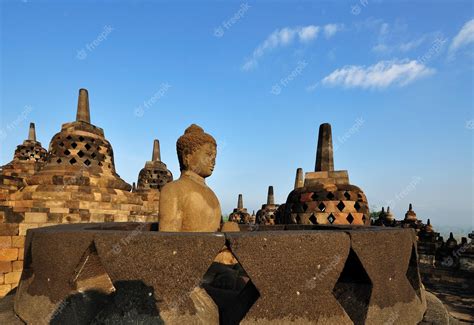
[{"x1": 160, "y1": 170, "x2": 221, "y2": 232}]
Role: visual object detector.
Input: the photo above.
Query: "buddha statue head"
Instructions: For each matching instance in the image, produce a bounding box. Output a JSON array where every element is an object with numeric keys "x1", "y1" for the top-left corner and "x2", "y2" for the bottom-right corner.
[{"x1": 177, "y1": 124, "x2": 217, "y2": 178}]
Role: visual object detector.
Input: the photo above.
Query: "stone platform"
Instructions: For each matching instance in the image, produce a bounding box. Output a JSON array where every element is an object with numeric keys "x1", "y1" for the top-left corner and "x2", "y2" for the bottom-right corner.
[{"x1": 13, "y1": 223, "x2": 426, "y2": 324}]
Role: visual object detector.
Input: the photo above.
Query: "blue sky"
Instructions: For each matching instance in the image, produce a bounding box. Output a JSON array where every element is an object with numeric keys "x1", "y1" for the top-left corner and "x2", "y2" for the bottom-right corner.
[{"x1": 1, "y1": 0, "x2": 473, "y2": 231}]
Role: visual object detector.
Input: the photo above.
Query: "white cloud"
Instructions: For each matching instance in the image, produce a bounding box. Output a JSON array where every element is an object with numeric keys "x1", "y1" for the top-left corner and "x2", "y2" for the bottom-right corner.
[
  {"x1": 323, "y1": 24, "x2": 344, "y2": 39},
  {"x1": 299, "y1": 25, "x2": 320, "y2": 42},
  {"x1": 242, "y1": 24, "x2": 341, "y2": 71},
  {"x1": 306, "y1": 83, "x2": 319, "y2": 92},
  {"x1": 449, "y1": 19, "x2": 474, "y2": 57},
  {"x1": 321, "y1": 59, "x2": 435, "y2": 89},
  {"x1": 399, "y1": 37, "x2": 426, "y2": 52}
]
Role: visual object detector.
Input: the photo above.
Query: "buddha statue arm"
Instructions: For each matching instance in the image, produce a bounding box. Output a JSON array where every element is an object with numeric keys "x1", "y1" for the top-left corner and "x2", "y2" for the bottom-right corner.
[{"x1": 159, "y1": 185, "x2": 183, "y2": 232}]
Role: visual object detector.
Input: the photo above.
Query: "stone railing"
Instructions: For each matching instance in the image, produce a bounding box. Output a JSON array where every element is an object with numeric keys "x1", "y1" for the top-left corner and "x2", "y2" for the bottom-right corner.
[{"x1": 14, "y1": 223, "x2": 426, "y2": 324}]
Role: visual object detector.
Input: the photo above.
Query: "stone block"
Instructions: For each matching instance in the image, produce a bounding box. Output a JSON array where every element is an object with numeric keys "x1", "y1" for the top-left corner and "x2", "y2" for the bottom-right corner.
[
  {"x1": 0, "y1": 284, "x2": 11, "y2": 297},
  {"x1": 0, "y1": 224, "x2": 19, "y2": 236},
  {"x1": 18, "y1": 248, "x2": 24, "y2": 261},
  {"x1": 24, "y1": 212, "x2": 48, "y2": 223},
  {"x1": 4, "y1": 271, "x2": 21, "y2": 284},
  {"x1": 12, "y1": 261, "x2": 23, "y2": 272},
  {"x1": 19, "y1": 223, "x2": 38, "y2": 236},
  {"x1": 0, "y1": 249, "x2": 18, "y2": 262},
  {"x1": 0, "y1": 261, "x2": 12, "y2": 273},
  {"x1": 0, "y1": 236, "x2": 12, "y2": 248}
]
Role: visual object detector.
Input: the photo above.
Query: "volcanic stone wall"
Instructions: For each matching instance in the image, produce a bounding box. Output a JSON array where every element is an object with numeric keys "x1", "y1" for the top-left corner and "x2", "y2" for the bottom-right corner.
[{"x1": 14, "y1": 224, "x2": 426, "y2": 324}]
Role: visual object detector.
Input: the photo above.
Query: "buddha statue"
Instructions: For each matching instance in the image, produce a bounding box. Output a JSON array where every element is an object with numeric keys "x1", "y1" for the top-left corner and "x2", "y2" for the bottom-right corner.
[{"x1": 159, "y1": 124, "x2": 222, "y2": 232}]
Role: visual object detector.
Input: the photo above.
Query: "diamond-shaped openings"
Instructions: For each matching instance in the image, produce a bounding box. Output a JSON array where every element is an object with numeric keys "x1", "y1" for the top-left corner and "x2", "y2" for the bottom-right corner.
[
  {"x1": 69, "y1": 157, "x2": 77, "y2": 165},
  {"x1": 406, "y1": 245, "x2": 422, "y2": 301},
  {"x1": 302, "y1": 202, "x2": 309, "y2": 212},
  {"x1": 344, "y1": 191, "x2": 351, "y2": 200},
  {"x1": 85, "y1": 143, "x2": 92, "y2": 151},
  {"x1": 71, "y1": 142, "x2": 78, "y2": 149},
  {"x1": 333, "y1": 249, "x2": 372, "y2": 325},
  {"x1": 354, "y1": 201, "x2": 361, "y2": 212},
  {"x1": 327, "y1": 213, "x2": 336, "y2": 224},
  {"x1": 318, "y1": 202, "x2": 326, "y2": 212},
  {"x1": 346, "y1": 213, "x2": 354, "y2": 224},
  {"x1": 327, "y1": 192, "x2": 335, "y2": 200},
  {"x1": 71, "y1": 243, "x2": 115, "y2": 294},
  {"x1": 309, "y1": 214, "x2": 317, "y2": 225},
  {"x1": 337, "y1": 201, "x2": 346, "y2": 212},
  {"x1": 84, "y1": 159, "x2": 92, "y2": 166},
  {"x1": 77, "y1": 150, "x2": 85, "y2": 158},
  {"x1": 202, "y1": 246, "x2": 260, "y2": 324}
]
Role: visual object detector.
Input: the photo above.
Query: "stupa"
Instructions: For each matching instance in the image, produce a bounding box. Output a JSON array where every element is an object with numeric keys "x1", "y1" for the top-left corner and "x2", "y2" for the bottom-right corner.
[
  {"x1": 2, "y1": 88, "x2": 146, "y2": 224},
  {"x1": 0, "y1": 123, "x2": 47, "y2": 202},
  {"x1": 405, "y1": 203, "x2": 417, "y2": 222},
  {"x1": 228, "y1": 194, "x2": 251, "y2": 224},
  {"x1": 256, "y1": 186, "x2": 279, "y2": 225},
  {"x1": 135, "y1": 139, "x2": 173, "y2": 220},
  {"x1": 282, "y1": 123, "x2": 370, "y2": 225}
]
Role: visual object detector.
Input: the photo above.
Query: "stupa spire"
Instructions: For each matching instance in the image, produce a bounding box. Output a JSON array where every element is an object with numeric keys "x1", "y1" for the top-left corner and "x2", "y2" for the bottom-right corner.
[
  {"x1": 294, "y1": 168, "x2": 304, "y2": 189},
  {"x1": 267, "y1": 186, "x2": 274, "y2": 205},
  {"x1": 28, "y1": 122, "x2": 36, "y2": 141},
  {"x1": 315, "y1": 123, "x2": 334, "y2": 172},
  {"x1": 237, "y1": 194, "x2": 243, "y2": 209},
  {"x1": 152, "y1": 139, "x2": 161, "y2": 161},
  {"x1": 76, "y1": 88, "x2": 91, "y2": 123}
]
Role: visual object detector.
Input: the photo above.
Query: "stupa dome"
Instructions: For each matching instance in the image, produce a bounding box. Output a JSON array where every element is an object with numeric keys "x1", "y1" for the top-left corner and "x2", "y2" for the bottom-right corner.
[{"x1": 282, "y1": 123, "x2": 370, "y2": 225}]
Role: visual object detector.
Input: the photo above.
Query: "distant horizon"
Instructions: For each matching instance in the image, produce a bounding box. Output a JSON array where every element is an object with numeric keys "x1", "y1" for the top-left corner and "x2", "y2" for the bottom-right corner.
[{"x1": 1, "y1": 1, "x2": 472, "y2": 229}]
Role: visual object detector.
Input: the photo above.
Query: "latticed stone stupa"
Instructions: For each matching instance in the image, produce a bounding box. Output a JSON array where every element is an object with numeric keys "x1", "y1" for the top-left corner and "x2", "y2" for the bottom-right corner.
[
  {"x1": 135, "y1": 139, "x2": 173, "y2": 220},
  {"x1": 282, "y1": 123, "x2": 370, "y2": 225},
  {"x1": 2, "y1": 88, "x2": 147, "y2": 224},
  {"x1": 228, "y1": 194, "x2": 251, "y2": 224},
  {"x1": 256, "y1": 186, "x2": 279, "y2": 225},
  {"x1": 0, "y1": 123, "x2": 48, "y2": 203}
]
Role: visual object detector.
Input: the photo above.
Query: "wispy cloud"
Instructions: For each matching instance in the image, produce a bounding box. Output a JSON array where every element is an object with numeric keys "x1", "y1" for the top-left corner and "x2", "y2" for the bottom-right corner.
[
  {"x1": 321, "y1": 59, "x2": 435, "y2": 89},
  {"x1": 323, "y1": 24, "x2": 344, "y2": 39},
  {"x1": 369, "y1": 20, "x2": 436, "y2": 55},
  {"x1": 242, "y1": 24, "x2": 342, "y2": 71},
  {"x1": 449, "y1": 18, "x2": 474, "y2": 58}
]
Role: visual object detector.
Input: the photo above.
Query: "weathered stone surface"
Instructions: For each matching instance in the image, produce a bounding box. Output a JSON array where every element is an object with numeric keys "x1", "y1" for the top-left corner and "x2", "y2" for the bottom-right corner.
[
  {"x1": 227, "y1": 230, "x2": 352, "y2": 324},
  {"x1": 12, "y1": 223, "x2": 427, "y2": 324}
]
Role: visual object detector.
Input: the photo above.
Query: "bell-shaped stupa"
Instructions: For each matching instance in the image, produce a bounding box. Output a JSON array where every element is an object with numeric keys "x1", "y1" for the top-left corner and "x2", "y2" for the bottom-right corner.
[
  {"x1": 256, "y1": 186, "x2": 279, "y2": 225},
  {"x1": 282, "y1": 123, "x2": 370, "y2": 225},
  {"x1": 228, "y1": 194, "x2": 251, "y2": 224},
  {"x1": 135, "y1": 139, "x2": 173, "y2": 220},
  {"x1": 3, "y1": 89, "x2": 146, "y2": 223},
  {"x1": 0, "y1": 123, "x2": 48, "y2": 201}
]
